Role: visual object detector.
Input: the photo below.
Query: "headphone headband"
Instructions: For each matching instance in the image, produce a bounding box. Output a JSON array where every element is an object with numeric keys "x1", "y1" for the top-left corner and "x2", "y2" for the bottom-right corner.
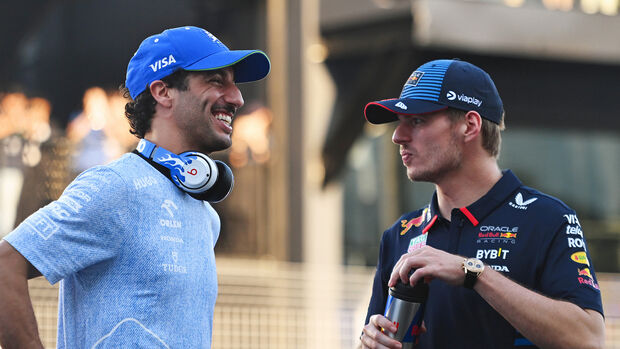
[{"x1": 134, "y1": 139, "x2": 233, "y2": 202}]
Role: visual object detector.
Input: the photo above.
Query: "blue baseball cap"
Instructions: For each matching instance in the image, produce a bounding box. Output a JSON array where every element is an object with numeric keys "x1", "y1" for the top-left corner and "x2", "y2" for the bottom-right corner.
[
  {"x1": 364, "y1": 59, "x2": 503, "y2": 124},
  {"x1": 126, "y1": 26, "x2": 271, "y2": 99}
]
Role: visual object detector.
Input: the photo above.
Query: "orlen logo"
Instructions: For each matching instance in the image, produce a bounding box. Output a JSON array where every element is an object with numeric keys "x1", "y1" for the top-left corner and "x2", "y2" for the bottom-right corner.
[
  {"x1": 149, "y1": 54, "x2": 177, "y2": 72},
  {"x1": 570, "y1": 251, "x2": 590, "y2": 266}
]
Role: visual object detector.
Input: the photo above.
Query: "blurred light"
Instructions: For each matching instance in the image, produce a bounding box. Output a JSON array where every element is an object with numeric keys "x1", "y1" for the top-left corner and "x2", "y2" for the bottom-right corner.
[
  {"x1": 563, "y1": 0, "x2": 575, "y2": 10},
  {"x1": 0, "y1": 93, "x2": 27, "y2": 138},
  {"x1": 307, "y1": 159, "x2": 326, "y2": 187},
  {"x1": 504, "y1": 0, "x2": 526, "y2": 7},
  {"x1": 601, "y1": 0, "x2": 619, "y2": 15},
  {"x1": 5, "y1": 136, "x2": 22, "y2": 156},
  {"x1": 372, "y1": 0, "x2": 397, "y2": 9},
  {"x1": 349, "y1": 139, "x2": 372, "y2": 171},
  {"x1": 83, "y1": 87, "x2": 109, "y2": 131},
  {"x1": 28, "y1": 98, "x2": 52, "y2": 143},
  {"x1": 306, "y1": 43, "x2": 328, "y2": 64},
  {"x1": 581, "y1": 0, "x2": 599, "y2": 13},
  {"x1": 363, "y1": 122, "x2": 389, "y2": 138},
  {"x1": 68, "y1": 87, "x2": 137, "y2": 161},
  {"x1": 22, "y1": 142, "x2": 41, "y2": 167},
  {"x1": 0, "y1": 93, "x2": 52, "y2": 154},
  {"x1": 104, "y1": 92, "x2": 137, "y2": 151},
  {"x1": 543, "y1": 0, "x2": 574, "y2": 10},
  {"x1": 230, "y1": 106, "x2": 273, "y2": 168}
]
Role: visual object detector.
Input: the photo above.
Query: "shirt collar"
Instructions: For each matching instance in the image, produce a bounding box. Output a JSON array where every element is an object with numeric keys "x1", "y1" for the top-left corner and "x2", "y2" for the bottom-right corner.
[{"x1": 427, "y1": 169, "x2": 522, "y2": 229}]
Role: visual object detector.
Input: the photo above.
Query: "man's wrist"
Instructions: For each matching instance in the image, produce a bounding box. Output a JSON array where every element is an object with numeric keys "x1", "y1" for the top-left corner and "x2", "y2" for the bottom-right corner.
[{"x1": 462, "y1": 257, "x2": 485, "y2": 289}]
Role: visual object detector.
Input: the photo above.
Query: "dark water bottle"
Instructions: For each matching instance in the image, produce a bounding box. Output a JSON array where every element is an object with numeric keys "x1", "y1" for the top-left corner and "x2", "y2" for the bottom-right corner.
[{"x1": 383, "y1": 280, "x2": 429, "y2": 348}]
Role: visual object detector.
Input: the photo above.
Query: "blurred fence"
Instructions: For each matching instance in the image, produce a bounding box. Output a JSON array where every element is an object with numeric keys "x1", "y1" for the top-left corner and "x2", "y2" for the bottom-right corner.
[{"x1": 26, "y1": 260, "x2": 620, "y2": 348}]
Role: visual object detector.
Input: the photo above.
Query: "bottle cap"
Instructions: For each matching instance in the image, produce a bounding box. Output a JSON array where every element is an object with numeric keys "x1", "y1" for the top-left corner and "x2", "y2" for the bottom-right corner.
[{"x1": 388, "y1": 279, "x2": 429, "y2": 303}]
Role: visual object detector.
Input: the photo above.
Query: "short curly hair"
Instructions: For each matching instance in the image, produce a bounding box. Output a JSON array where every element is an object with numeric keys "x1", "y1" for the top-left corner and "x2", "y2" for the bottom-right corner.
[{"x1": 119, "y1": 69, "x2": 191, "y2": 138}]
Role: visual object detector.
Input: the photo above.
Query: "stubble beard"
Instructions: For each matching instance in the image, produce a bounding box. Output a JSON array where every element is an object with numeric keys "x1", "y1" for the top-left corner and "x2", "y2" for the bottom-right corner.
[
  {"x1": 178, "y1": 107, "x2": 232, "y2": 153},
  {"x1": 406, "y1": 134, "x2": 463, "y2": 184},
  {"x1": 186, "y1": 123, "x2": 231, "y2": 153}
]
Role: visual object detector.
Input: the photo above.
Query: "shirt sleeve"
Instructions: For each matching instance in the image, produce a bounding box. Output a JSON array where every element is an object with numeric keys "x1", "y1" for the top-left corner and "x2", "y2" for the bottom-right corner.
[
  {"x1": 3, "y1": 166, "x2": 129, "y2": 285},
  {"x1": 537, "y1": 209, "x2": 604, "y2": 316},
  {"x1": 365, "y1": 231, "x2": 391, "y2": 325}
]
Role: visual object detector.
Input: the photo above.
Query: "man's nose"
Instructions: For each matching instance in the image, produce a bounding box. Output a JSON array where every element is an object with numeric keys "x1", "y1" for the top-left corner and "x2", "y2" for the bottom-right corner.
[
  {"x1": 224, "y1": 83, "x2": 244, "y2": 110},
  {"x1": 392, "y1": 121, "x2": 410, "y2": 145}
]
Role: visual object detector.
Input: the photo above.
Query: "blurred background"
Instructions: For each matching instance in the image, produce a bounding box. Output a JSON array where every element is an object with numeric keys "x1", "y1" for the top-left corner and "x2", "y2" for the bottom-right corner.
[{"x1": 1, "y1": 0, "x2": 619, "y2": 347}]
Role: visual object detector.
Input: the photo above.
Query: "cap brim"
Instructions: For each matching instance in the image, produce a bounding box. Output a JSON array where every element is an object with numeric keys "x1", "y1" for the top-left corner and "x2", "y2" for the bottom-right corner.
[
  {"x1": 364, "y1": 98, "x2": 448, "y2": 124},
  {"x1": 185, "y1": 50, "x2": 271, "y2": 83}
]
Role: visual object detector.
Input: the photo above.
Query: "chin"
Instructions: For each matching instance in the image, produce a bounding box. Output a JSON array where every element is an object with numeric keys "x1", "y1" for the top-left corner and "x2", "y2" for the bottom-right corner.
[
  {"x1": 205, "y1": 140, "x2": 232, "y2": 153},
  {"x1": 407, "y1": 169, "x2": 435, "y2": 183}
]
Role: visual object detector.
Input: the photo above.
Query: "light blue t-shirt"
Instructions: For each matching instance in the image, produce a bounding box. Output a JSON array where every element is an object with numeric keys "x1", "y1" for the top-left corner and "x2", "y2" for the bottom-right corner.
[{"x1": 5, "y1": 153, "x2": 220, "y2": 348}]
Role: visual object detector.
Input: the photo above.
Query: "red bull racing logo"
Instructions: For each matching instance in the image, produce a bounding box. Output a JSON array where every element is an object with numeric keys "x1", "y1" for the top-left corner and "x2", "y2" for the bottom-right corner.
[
  {"x1": 578, "y1": 267, "x2": 592, "y2": 279},
  {"x1": 477, "y1": 225, "x2": 518, "y2": 244},
  {"x1": 406, "y1": 71, "x2": 424, "y2": 87},
  {"x1": 577, "y1": 267, "x2": 599, "y2": 290},
  {"x1": 400, "y1": 208, "x2": 429, "y2": 236}
]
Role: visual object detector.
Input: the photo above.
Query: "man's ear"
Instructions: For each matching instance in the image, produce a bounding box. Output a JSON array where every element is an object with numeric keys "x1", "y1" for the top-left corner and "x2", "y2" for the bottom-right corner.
[
  {"x1": 463, "y1": 111, "x2": 482, "y2": 142},
  {"x1": 149, "y1": 80, "x2": 173, "y2": 108}
]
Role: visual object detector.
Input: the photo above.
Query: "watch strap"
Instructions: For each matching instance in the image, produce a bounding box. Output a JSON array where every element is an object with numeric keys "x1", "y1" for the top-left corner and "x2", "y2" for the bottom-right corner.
[{"x1": 463, "y1": 270, "x2": 478, "y2": 289}]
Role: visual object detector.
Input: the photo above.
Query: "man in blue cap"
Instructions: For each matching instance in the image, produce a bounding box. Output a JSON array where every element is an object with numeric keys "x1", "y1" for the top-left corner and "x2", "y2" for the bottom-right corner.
[
  {"x1": 0, "y1": 26, "x2": 269, "y2": 348},
  {"x1": 359, "y1": 59, "x2": 604, "y2": 349}
]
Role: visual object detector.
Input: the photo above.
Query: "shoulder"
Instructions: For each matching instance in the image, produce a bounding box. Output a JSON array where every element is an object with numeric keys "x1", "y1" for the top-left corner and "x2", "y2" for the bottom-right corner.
[
  {"x1": 67, "y1": 155, "x2": 131, "y2": 192},
  {"x1": 70, "y1": 153, "x2": 158, "y2": 190},
  {"x1": 514, "y1": 186, "x2": 575, "y2": 213},
  {"x1": 508, "y1": 185, "x2": 578, "y2": 228}
]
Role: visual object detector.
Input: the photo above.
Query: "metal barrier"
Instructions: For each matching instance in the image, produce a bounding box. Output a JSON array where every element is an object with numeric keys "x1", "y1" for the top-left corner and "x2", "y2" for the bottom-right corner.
[{"x1": 24, "y1": 260, "x2": 620, "y2": 348}]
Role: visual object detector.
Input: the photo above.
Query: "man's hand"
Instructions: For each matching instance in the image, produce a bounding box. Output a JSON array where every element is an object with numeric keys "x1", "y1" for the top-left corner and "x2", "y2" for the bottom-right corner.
[
  {"x1": 388, "y1": 245, "x2": 465, "y2": 287},
  {"x1": 360, "y1": 314, "x2": 402, "y2": 349}
]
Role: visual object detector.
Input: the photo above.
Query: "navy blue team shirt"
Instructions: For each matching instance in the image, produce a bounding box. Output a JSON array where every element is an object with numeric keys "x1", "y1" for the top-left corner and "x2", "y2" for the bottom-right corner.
[{"x1": 365, "y1": 170, "x2": 604, "y2": 348}]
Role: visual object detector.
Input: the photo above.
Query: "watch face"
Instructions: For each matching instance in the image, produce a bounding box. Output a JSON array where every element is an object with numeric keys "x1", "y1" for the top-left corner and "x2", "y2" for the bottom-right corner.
[{"x1": 465, "y1": 258, "x2": 484, "y2": 273}]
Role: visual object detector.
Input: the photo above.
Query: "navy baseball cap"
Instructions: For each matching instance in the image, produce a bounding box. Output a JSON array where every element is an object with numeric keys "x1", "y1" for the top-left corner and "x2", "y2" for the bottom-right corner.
[
  {"x1": 364, "y1": 59, "x2": 503, "y2": 124},
  {"x1": 126, "y1": 26, "x2": 271, "y2": 99}
]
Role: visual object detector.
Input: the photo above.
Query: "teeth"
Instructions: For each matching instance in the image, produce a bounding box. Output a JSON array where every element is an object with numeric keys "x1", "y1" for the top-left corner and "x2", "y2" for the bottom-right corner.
[{"x1": 215, "y1": 114, "x2": 232, "y2": 125}]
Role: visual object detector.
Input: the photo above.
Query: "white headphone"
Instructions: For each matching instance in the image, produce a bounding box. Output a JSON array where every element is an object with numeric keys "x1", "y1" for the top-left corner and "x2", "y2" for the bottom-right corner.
[{"x1": 135, "y1": 139, "x2": 234, "y2": 202}]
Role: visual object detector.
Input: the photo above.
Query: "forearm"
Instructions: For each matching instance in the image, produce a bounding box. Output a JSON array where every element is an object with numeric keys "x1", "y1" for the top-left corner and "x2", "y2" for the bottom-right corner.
[
  {"x1": 475, "y1": 267, "x2": 604, "y2": 349},
  {"x1": 0, "y1": 242, "x2": 44, "y2": 348}
]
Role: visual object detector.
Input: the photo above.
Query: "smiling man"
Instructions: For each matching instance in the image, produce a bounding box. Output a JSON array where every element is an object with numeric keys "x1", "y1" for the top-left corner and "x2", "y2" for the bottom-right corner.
[
  {"x1": 359, "y1": 59, "x2": 604, "y2": 349},
  {"x1": 0, "y1": 26, "x2": 269, "y2": 348}
]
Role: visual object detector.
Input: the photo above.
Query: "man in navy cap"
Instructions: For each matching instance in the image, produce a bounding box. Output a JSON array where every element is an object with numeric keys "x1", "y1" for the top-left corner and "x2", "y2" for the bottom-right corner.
[
  {"x1": 359, "y1": 59, "x2": 604, "y2": 349},
  {"x1": 0, "y1": 26, "x2": 269, "y2": 348}
]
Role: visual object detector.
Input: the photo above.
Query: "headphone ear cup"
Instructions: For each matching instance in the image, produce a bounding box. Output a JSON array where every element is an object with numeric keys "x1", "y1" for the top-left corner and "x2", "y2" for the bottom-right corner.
[
  {"x1": 175, "y1": 152, "x2": 218, "y2": 193},
  {"x1": 190, "y1": 160, "x2": 234, "y2": 203}
]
